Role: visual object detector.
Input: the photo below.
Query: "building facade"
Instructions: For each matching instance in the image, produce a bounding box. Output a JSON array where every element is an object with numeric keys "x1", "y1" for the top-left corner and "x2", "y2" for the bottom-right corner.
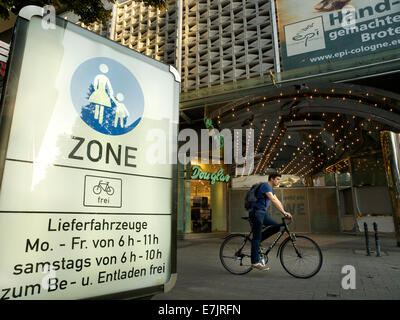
[
  {"x1": 108, "y1": 0, "x2": 400, "y2": 241},
  {"x1": 11, "y1": 0, "x2": 392, "y2": 240},
  {"x1": 111, "y1": 0, "x2": 275, "y2": 91}
]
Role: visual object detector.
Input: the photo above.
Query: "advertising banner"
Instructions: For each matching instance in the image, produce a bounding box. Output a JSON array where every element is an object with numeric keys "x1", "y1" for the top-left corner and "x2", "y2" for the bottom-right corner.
[
  {"x1": 273, "y1": 0, "x2": 400, "y2": 71},
  {"x1": 0, "y1": 9, "x2": 179, "y2": 300}
]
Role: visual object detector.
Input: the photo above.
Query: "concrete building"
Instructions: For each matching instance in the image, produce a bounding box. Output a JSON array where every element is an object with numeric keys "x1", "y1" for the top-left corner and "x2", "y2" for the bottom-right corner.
[
  {"x1": 111, "y1": 0, "x2": 274, "y2": 92},
  {"x1": 107, "y1": 0, "x2": 400, "y2": 242}
]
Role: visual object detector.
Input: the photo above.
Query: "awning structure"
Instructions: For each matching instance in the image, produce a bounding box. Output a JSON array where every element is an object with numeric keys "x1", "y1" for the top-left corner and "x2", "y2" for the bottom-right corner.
[{"x1": 188, "y1": 81, "x2": 400, "y2": 178}]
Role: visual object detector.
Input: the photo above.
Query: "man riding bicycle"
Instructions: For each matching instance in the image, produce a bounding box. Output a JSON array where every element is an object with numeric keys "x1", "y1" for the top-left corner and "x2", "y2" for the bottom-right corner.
[{"x1": 250, "y1": 174, "x2": 292, "y2": 270}]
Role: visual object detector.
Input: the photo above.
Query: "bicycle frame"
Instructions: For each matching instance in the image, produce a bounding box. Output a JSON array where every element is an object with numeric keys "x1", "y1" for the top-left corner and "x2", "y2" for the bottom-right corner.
[
  {"x1": 264, "y1": 230, "x2": 285, "y2": 256},
  {"x1": 234, "y1": 217, "x2": 294, "y2": 261},
  {"x1": 98, "y1": 181, "x2": 109, "y2": 190},
  {"x1": 259, "y1": 218, "x2": 294, "y2": 258}
]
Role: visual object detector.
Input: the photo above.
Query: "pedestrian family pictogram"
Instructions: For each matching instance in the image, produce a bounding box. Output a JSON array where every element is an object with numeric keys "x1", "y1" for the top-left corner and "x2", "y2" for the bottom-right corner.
[
  {"x1": 89, "y1": 63, "x2": 130, "y2": 127},
  {"x1": 71, "y1": 57, "x2": 145, "y2": 136}
]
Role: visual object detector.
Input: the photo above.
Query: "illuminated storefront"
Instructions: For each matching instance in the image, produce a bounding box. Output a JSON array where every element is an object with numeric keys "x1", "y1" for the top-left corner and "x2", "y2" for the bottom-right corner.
[{"x1": 178, "y1": 161, "x2": 229, "y2": 236}]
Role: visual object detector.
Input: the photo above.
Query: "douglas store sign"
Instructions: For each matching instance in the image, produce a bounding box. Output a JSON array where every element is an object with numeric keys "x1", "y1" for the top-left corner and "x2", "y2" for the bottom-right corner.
[{"x1": 190, "y1": 166, "x2": 231, "y2": 184}]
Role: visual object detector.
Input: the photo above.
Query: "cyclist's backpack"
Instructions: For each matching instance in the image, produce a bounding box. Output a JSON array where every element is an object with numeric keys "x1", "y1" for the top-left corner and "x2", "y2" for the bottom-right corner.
[{"x1": 244, "y1": 183, "x2": 263, "y2": 211}]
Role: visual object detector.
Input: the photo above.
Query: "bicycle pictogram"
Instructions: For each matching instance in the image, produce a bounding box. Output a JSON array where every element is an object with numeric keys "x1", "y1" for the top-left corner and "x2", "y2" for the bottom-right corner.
[{"x1": 92, "y1": 180, "x2": 114, "y2": 196}]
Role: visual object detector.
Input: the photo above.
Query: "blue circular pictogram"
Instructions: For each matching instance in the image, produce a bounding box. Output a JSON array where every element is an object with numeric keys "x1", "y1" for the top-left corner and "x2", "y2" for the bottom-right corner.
[{"x1": 70, "y1": 57, "x2": 144, "y2": 135}]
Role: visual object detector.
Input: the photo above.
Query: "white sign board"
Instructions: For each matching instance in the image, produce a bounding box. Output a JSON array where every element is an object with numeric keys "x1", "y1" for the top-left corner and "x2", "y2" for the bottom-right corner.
[{"x1": 0, "y1": 11, "x2": 179, "y2": 300}]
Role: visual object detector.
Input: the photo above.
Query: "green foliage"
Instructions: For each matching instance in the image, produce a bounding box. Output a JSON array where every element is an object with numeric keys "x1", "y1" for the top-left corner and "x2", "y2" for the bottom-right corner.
[
  {"x1": 141, "y1": 0, "x2": 169, "y2": 11},
  {"x1": 0, "y1": 0, "x2": 169, "y2": 24}
]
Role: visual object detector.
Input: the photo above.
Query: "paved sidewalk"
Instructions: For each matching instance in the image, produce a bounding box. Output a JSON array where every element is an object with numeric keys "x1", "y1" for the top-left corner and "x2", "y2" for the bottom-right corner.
[{"x1": 153, "y1": 233, "x2": 400, "y2": 300}]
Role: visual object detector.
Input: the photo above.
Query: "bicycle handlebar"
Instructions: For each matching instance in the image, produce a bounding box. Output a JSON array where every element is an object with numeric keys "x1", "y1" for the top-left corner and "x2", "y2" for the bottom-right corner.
[{"x1": 281, "y1": 216, "x2": 293, "y2": 225}]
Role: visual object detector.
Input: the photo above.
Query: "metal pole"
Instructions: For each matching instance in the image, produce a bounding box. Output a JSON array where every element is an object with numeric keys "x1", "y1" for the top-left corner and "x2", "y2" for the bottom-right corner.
[
  {"x1": 373, "y1": 222, "x2": 381, "y2": 257},
  {"x1": 270, "y1": 0, "x2": 281, "y2": 75},
  {"x1": 176, "y1": 0, "x2": 183, "y2": 77},
  {"x1": 182, "y1": 161, "x2": 186, "y2": 235},
  {"x1": 109, "y1": 3, "x2": 117, "y2": 41},
  {"x1": 364, "y1": 222, "x2": 371, "y2": 256}
]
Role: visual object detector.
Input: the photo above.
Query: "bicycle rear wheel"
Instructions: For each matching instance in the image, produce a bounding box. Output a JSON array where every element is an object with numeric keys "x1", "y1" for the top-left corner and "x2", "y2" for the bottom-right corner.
[
  {"x1": 280, "y1": 235, "x2": 323, "y2": 279},
  {"x1": 220, "y1": 234, "x2": 252, "y2": 275}
]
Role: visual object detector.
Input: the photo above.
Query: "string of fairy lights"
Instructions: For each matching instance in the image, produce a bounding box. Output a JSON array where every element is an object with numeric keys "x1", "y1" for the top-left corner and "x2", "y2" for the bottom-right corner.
[
  {"x1": 282, "y1": 113, "x2": 343, "y2": 176},
  {"x1": 215, "y1": 87, "x2": 394, "y2": 178},
  {"x1": 258, "y1": 126, "x2": 285, "y2": 173},
  {"x1": 234, "y1": 129, "x2": 240, "y2": 177},
  {"x1": 278, "y1": 131, "x2": 320, "y2": 174},
  {"x1": 245, "y1": 118, "x2": 269, "y2": 177},
  {"x1": 241, "y1": 117, "x2": 254, "y2": 177},
  {"x1": 254, "y1": 117, "x2": 282, "y2": 174},
  {"x1": 324, "y1": 158, "x2": 351, "y2": 174},
  {"x1": 255, "y1": 119, "x2": 269, "y2": 154},
  {"x1": 291, "y1": 113, "x2": 359, "y2": 177}
]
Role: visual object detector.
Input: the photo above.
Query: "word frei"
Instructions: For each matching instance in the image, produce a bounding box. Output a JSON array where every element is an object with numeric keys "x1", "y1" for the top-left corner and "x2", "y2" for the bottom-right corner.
[{"x1": 190, "y1": 166, "x2": 230, "y2": 184}]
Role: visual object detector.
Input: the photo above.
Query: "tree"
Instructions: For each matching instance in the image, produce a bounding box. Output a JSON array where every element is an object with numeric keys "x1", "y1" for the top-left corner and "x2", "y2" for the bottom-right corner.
[{"x1": 0, "y1": 0, "x2": 169, "y2": 24}]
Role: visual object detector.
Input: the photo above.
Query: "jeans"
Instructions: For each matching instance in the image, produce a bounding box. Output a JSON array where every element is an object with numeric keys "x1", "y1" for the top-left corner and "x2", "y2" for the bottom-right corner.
[{"x1": 250, "y1": 209, "x2": 281, "y2": 264}]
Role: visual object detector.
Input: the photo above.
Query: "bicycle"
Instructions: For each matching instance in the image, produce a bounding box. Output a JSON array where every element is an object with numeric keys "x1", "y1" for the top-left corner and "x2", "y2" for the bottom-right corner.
[
  {"x1": 220, "y1": 216, "x2": 323, "y2": 278},
  {"x1": 93, "y1": 180, "x2": 115, "y2": 196}
]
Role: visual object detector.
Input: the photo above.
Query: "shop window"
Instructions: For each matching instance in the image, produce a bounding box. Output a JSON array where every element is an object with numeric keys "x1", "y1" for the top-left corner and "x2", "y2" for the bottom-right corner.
[
  {"x1": 351, "y1": 155, "x2": 386, "y2": 187},
  {"x1": 278, "y1": 175, "x2": 306, "y2": 187},
  {"x1": 312, "y1": 173, "x2": 336, "y2": 187},
  {"x1": 191, "y1": 180, "x2": 211, "y2": 233},
  {"x1": 336, "y1": 173, "x2": 351, "y2": 187}
]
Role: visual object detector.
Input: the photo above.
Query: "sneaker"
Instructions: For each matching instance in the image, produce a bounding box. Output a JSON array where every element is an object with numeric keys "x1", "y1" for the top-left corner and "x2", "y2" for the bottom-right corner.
[{"x1": 251, "y1": 263, "x2": 270, "y2": 271}]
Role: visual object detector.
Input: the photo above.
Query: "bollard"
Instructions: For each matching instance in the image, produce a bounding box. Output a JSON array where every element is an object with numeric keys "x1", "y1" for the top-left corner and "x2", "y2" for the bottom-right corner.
[
  {"x1": 373, "y1": 222, "x2": 381, "y2": 257},
  {"x1": 364, "y1": 222, "x2": 371, "y2": 256}
]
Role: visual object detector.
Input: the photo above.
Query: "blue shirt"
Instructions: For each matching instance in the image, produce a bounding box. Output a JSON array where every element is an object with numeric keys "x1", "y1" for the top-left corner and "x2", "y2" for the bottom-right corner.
[{"x1": 253, "y1": 183, "x2": 274, "y2": 211}]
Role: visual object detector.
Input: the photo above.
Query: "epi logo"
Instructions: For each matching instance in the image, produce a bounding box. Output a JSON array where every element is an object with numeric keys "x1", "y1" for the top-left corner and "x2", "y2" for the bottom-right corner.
[
  {"x1": 285, "y1": 17, "x2": 326, "y2": 57},
  {"x1": 292, "y1": 23, "x2": 320, "y2": 47}
]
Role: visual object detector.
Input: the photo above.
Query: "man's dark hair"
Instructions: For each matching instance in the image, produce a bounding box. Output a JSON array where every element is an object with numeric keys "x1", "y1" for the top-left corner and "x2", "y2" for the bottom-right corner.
[{"x1": 268, "y1": 174, "x2": 282, "y2": 181}]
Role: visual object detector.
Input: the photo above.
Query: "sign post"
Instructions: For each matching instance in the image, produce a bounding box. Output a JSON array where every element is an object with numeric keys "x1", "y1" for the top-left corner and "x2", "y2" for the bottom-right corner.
[{"x1": 0, "y1": 6, "x2": 179, "y2": 300}]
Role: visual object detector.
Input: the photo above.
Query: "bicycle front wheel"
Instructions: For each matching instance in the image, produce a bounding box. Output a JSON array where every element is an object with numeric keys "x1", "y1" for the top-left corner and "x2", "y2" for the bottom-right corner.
[
  {"x1": 220, "y1": 234, "x2": 252, "y2": 275},
  {"x1": 280, "y1": 235, "x2": 323, "y2": 279}
]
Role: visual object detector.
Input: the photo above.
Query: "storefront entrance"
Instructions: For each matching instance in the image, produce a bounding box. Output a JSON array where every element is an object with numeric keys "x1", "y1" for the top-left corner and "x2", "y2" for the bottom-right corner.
[
  {"x1": 177, "y1": 162, "x2": 229, "y2": 236},
  {"x1": 191, "y1": 180, "x2": 211, "y2": 233}
]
